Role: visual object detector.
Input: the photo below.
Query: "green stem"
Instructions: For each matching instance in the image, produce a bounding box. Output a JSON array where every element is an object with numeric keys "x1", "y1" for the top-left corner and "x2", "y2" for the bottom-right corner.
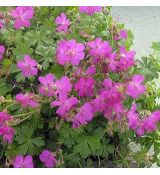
[
  {"x1": 41, "y1": 99, "x2": 52, "y2": 103},
  {"x1": 5, "y1": 102, "x2": 15, "y2": 109},
  {"x1": 11, "y1": 113, "x2": 33, "y2": 126},
  {"x1": 89, "y1": 16, "x2": 93, "y2": 34},
  {"x1": 98, "y1": 156, "x2": 101, "y2": 167},
  {"x1": 19, "y1": 113, "x2": 33, "y2": 123},
  {"x1": 14, "y1": 111, "x2": 33, "y2": 118},
  {"x1": 78, "y1": 161, "x2": 82, "y2": 168},
  {"x1": 4, "y1": 100, "x2": 13, "y2": 103},
  {"x1": 116, "y1": 149, "x2": 129, "y2": 168}
]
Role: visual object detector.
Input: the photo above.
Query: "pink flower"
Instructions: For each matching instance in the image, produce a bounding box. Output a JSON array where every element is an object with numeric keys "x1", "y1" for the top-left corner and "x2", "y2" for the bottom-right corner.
[
  {"x1": 38, "y1": 74, "x2": 56, "y2": 97},
  {"x1": 13, "y1": 155, "x2": 34, "y2": 168},
  {"x1": 79, "y1": 6, "x2": 102, "y2": 16},
  {"x1": 87, "y1": 38, "x2": 112, "y2": 58},
  {"x1": 0, "y1": 112, "x2": 12, "y2": 125},
  {"x1": 11, "y1": 6, "x2": 34, "y2": 29},
  {"x1": 0, "y1": 45, "x2": 5, "y2": 61},
  {"x1": 126, "y1": 74, "x2": 146, "y2": 99},
  {"x1": 136, "y1": 127, "x2": 145, "y2": 136},
  {"x1": 39, "y1": 150, "x2": 57, "y2": 168},
  {"x1": 0, "y1": 112, "x2": 14, "y2": 144},
  {"x1": 127, "y1": 104, "x2": 160, "y2": 136},
  {"x1": 17, "y1": 55, "x2": 38, "y2": 78},
  {"x1": 16, "y1": 93, "x2": 39, "y2": 108},
  {"x1": 51, "y1": 97, "x2": 79, "y2": 118},
  {"x1": 55, "y1": 13, "x2": 70, "y2": 32},
  {"x1": 72, "y1": 103, "x2": 94, "y2": 128},
  {"x1": 56, "y1": 39, "x2": 85, "y2": 66},
  {"x1": 127, "y1": 104, "x2": 140, "y2": 130},
  {"x1": 114, "y1": 29, "x2": 128, "y2": 41},
  {"x1": 148, "y1": 111, "x2": 160, "y2": 121},
  {"x1": 118, "y1": 46, "x2": 136, "y2": 70},
  {"x1": 119, "y1": 29, "x2": 128, "y2": 39},
  {"x1": 0, "y1": 20, "x2": 4, "y2": 29},
  {"x1": 86, "y1": 65, "x2": 96, "y2": 75},
  {"x1": 143, "y1": 111, "x2": 160, "y2": 132},
  {"x1": 107, "y1": 53, "x2": 118, "y2": 72},
  {"x1": 0, "y1": 125, "x2": 15, "y2": 144},
  {"x1": 92, "y1": 78, "x2": 124, "y2": 119},
  {"x1": 74, "y1": 77, "x2": 95, "y2": 97},
  {"x1": 55, "y1": 76, "x2": 72, "y2": 100}
]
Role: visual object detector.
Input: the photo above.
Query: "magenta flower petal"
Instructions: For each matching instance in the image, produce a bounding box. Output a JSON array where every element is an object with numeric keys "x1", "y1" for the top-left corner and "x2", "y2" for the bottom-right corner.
[
  {"x1": 17, "y1": 55, "x2": 38, "y2": 78},
  {"x1": 16, "y1": 93, "x2": 39, "y2": 108},
  {"x1": 13, "y1": 155, "x2": 34, "y2": 168},
  {"x1": 55, "y1": 76, "x2": 72, "y2": 100},
  {"x1": 72, "y1": 103, "x2": 94, "y2": 128},
  {"x1": 39, "y1": 150, "x2": 57, "y2": 168},
  {"x1": 51, "y1": 97, "x2": 79, "y2": 118},
  {"x1": 56, "y1": 39, "x2": 85, "y2": 66},
  {"x1": 79, "y1": 6, "x2": 102, "y2": 16},
  {"x1": 0, "y1": 45, "x2": 5, "y2": 53},
  {"x1": 119, "y1": 29, "x2": 128, "y2": 39},
  {"x1": 0, "y1": 45, "x2": 5, "y2": 61},
  {"x1": 55, "y1": 13, "x2": 70, "y2": 33},
  {"x1": 24, "y1": 155, "x2": 34, "y2": 168},
  {"x1": 38, "y1": 74, "x2": 56, "y2": 97},
  {"x1": 75, "y1": 77, "x2": 95, "y2": 97},
  {"x1": 13, "y1": 155, "x2": 24, "y2": 168},
  {"x1": 126, "y1": 74, "x2": 146, "y2": 99},
  {"x1": 11, "y1": 6, "x2": 34, "y2": 29},
  {"x1": 87, "y1": 38, "x2": 112, "y2": 58}
]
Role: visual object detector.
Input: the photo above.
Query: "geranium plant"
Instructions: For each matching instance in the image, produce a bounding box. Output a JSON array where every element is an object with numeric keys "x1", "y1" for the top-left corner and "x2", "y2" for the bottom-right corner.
[{"x1": 0, "y1": 6, "x2": 160, "y2": 168}]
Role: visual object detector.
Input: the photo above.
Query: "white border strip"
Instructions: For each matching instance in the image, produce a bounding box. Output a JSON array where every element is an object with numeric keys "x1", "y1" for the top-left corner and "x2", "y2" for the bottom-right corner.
[
  {"x1": 0, "y1": 168, "x2": 159, "y2": 175},
  {"x1": 1, "y1": 0, "x2": 160, "y2": 6}
]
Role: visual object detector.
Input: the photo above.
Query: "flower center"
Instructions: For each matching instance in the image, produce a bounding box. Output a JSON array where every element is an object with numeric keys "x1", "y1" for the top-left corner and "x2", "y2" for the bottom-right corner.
[
  {"x1": 66, "y1": 49, "x2": 76, "y2": 57},
  {"x1": 24, "y1": 64, "x2": 31, "y2": 74}
]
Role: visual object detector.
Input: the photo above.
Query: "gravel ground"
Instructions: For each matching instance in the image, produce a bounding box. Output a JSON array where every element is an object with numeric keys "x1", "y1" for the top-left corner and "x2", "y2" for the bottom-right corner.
[{"x1": 111, "y1": 6, "x2": 160, "y2": 58}]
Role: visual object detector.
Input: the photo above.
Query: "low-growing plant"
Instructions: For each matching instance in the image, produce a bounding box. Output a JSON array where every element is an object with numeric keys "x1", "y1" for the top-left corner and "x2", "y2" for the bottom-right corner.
[{"x1": 0, "y1": 6, "x2": 160, "y2": 168}]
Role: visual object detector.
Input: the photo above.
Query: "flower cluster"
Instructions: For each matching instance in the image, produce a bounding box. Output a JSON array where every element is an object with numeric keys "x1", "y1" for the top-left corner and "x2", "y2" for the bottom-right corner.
[
  {"x1": 16, "y1": 93, "x2": 39, "y2": 108},
  {"x1": 13, "y1": 150, "x2": 57, "y2": 168},
  {"x1": 13, "y1": 155, "x2": 34, "y2": 168},
  {"x1": 127, "y1": 104, "x2": 160, "y2": 136},
  {"x1": 9, "y1": 6, "x2": 160, "y2": 135},
  {"x1": 0, "y1": 112, "x2": 15, "y2": 144}
]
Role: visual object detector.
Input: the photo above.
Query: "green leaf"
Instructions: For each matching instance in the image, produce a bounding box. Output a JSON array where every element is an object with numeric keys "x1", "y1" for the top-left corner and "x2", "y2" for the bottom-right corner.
[
  {"x1": 74, "y1": 135, "x2": 101, "y2": 158},
  {"x1": 151, "y1": 42, "x2": 160, "y2": 51},
  {"x1": 51, "y1": 64, "x2": 64, "y2": 78},
  {"x1": 13, "y1": 40, "x2": 33, "y2": 58},
  {"x1": 10, "y1": 64, "x2": 20, "y2": 73},
  {"x1": 16, "y1": 143, "x2": 29, "y2": 155},
  {"x1": 15, "y1": 73, "x2": 25, "y2": 83},
  {"x1": 74, "y1": 138, "x2": 91, "y2": 158},
  {"x1": 58, "y1": 123, "x2": 83, "y2": 148},
  {"x1": 15, "y1": 125, "x2": 44, "y2": 155},
  {"x1": 0, "y1": 79, "x2": 13, "y2": 96},
  {"x1": 35, "y1": 45, "x2": 55, "y2": 69},
  {"x1": 31, "y1": 137, "x2": 45, "y2": 147},
  {"x1": 22, "y1": 126, "x2": 34, "y2": 138}
]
